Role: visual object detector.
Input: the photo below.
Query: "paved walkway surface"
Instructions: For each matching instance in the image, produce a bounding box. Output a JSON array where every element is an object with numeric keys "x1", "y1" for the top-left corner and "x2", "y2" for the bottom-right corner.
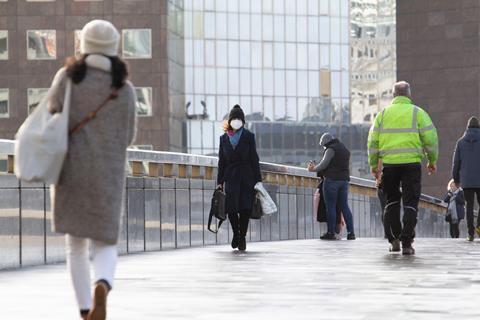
[{"x1": 2, "y1": 238, "x2": 480, "y2": 319}]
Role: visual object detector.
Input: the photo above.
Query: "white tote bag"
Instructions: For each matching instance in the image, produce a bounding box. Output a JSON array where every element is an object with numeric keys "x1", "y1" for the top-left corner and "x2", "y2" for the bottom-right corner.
[
  {"x1": 14, "y1": 77, "x2": 72, "y2": 185},
  {"x1": 254, "y1": 182, "x2": 278, "y2": 215}
]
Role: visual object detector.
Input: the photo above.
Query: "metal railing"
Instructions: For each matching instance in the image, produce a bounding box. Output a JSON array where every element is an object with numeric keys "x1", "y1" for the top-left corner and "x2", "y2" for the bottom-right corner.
[{"x1": 0, "y1": 139, "x2": 447, "y2": 270}]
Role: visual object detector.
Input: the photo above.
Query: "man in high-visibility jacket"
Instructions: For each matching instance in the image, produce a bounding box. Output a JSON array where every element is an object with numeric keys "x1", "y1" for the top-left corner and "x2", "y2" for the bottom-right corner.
[{"x1": 368, "y1": 81, "x2": 438, "y2": 255}]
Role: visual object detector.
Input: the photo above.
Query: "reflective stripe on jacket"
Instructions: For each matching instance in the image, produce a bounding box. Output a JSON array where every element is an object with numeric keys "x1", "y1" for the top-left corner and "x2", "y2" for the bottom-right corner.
[{"x1": 367, "y1": 96, "x2": 438, "y2": 169}]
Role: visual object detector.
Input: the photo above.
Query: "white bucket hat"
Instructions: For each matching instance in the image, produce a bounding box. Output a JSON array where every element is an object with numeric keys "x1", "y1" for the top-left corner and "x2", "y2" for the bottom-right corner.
[{"x1": 80, "y1": 19, "x2": 120, "y2": 57}]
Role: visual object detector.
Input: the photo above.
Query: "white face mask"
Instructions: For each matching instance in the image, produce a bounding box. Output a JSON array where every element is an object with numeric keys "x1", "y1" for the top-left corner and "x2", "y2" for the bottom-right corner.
[{"x1": 230, "y1": 119, "x2": 243, "y2": 130}]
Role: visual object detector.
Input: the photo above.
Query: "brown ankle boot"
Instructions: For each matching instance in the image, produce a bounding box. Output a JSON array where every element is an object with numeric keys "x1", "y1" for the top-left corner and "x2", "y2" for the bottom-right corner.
[{"x1": 87, "y1": 282, "x2": 109, "y2": 320}]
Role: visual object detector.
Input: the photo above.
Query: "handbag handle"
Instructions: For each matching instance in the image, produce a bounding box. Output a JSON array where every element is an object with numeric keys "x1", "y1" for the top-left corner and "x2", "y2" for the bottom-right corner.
[{"x1": 69, "y1": 90, "x2": 119, "y2": 136}]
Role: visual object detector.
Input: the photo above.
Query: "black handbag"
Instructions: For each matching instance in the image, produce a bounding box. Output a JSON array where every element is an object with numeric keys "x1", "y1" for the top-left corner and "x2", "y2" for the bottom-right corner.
[
  {"x1": 250, "y1": 192, "x2": 263, "y2": 219},
  {"x1": 207, "y1": 188, "x2": 226, "y2": 233}
]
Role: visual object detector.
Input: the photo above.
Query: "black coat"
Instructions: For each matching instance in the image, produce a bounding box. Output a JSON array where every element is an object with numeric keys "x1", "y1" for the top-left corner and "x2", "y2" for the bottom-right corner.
[{"x1": 217, "y1": 129, "x2": 262, "y2": 214}]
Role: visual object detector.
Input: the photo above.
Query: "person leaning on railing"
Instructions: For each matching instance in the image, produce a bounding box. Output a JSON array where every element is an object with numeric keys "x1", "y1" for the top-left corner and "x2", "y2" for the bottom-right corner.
[
  {"x1": 48, "y1": 20, "x2": 137, "y2": 320},
  {"x1": 308, "y1": 132, "x2": 356, "y2": 241},
  {"x1": 368, "y1": 81, "x2": 438, "y2": 255}
]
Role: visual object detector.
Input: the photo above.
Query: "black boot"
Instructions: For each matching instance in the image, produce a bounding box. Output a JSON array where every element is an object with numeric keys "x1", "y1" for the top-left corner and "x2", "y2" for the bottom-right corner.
[
  {"x1": 231, "y1": 235, "x2": 239, "y2": 249},
  {"x1": 320, "y1": 232, "x2": 337, "y2": 240},
  {"x1": 238, "y1": 236, "x2": 246, "y2": 251},
  {"x1": 228, "y1": 212, "x2": 240, "y2": 249},
  {"x1": 238, "y1": 211, "x2": 250, "y2": 251}
]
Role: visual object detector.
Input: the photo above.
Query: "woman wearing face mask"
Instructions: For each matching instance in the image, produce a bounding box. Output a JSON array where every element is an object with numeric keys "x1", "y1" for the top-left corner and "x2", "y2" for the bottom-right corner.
[{"x1": 217, "y1": 104, "x2": 262, "y2": 251}]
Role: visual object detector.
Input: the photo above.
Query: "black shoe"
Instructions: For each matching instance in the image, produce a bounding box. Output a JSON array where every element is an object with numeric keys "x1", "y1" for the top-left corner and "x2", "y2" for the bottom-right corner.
[
  {"x1": 402, "y1": 246, "x2": 415, "y2": 255},
  {"x1": 389, "y1": 239, "x2": 401, "y2": 252},
  {"x1": 320, "y1": 232, "x2": 337, "y2": 240},
  {"x1": 231, "y1": 235, "x2": 239, "y2": 249},
  {"x1": 347, "y1": 232, "x2": 356, "y2": 240},
  {"x1": 238, "y1": 237, "x2": 246, "y2": 251}
]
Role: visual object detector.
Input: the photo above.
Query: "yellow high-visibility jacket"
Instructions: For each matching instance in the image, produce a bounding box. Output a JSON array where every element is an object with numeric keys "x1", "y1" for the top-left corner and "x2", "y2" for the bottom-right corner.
[{"x1": 367, "y1": 96, "x2": 438, "y2": 170}]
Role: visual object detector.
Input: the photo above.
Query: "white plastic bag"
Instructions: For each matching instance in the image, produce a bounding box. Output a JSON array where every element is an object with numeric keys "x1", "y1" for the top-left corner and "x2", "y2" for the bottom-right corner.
[
  {"x1": 254, "y1": 182, "x2": 278, "y2": 215},
  {"x1": 14, "y1": 76, "x2": 71, "y2": 185}
]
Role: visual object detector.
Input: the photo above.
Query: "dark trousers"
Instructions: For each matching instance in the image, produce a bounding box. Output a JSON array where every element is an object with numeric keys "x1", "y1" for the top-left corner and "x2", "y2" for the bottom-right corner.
[
  {"x1": 229, "y1": 211, "x2": 250, "y2": 238},
  {"x1": 381, "y1": 163, "x2": 421, "y2": 245},
  {"x1": 463, "y1": 188, "x2": 480, "y2": 237},
  {"x1": 323, "y1": 179, "x2": 354, "y2": 234},
  {"x1": 449, "y1": 223, "x2": 460, "y2": 238}
]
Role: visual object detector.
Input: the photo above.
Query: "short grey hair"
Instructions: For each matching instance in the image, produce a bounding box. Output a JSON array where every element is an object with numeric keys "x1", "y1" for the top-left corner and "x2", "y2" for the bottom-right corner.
[{"x1": 393, "y1": 81, "x2": 411, "y2": 98}]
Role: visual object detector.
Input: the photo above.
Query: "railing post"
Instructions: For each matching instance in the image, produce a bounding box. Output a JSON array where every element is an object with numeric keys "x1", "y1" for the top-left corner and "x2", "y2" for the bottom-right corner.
[
  {"x1": 204, "y1": 166, "x2": 214, "y2": 180},
  {"x1": 178, "y1": 164, "x2": 187, "y2": 178},
  {"x1": 191, "y1": 165, "x2": 201, "y2": 179},
  {"x1": 131, "y1": 161, "x2": 144, "y2": 176},
  {"x1": 164, "y1": 164, "x2": 174, "y2": 177},
  {"x1": 7, "y1": 155, "x2": 14, "y2": 174},
  {"x1": 148, "y1": 162, "x2": 160, "y2": 177}
]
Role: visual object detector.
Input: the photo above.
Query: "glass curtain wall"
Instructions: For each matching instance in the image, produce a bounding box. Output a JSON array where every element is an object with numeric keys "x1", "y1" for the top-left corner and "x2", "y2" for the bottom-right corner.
[
  {"x1": 183, "y1": 0, "x2": 352, "y2": 167},
  {"x1": 350, "y1": 0, "x2": 396, "y2": 124}
]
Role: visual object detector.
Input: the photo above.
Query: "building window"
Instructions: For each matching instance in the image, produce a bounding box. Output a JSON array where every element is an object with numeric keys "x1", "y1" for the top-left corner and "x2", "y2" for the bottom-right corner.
[
  {"x1": 74, "y1": 30, "x2": 81, "y2": 55},
  {"x1": 135, "y1": 87, "x2": 152, "y2": 116},
  {"x1": 27, "y1": 30, "x2": 56, "y2": 60},
  {"x1": 27, "y1": 88, "x2": 49, "y2": 115},
  {"x1": 0, "y1": 89, "x2": 8, "y2": 118},
  {"x1": 122, "y1": 29, "x2": 152, "y2": 59},
  {"x1": 0, "y1": 30, "x2": 7, "y2": 60}
]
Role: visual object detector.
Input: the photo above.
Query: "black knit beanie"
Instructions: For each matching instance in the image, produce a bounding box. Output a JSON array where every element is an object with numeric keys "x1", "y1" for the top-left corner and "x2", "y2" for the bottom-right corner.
[
  {"x1": 228, "y1": 104, "x2": 245, "y2": 124},
  {"x1": 467, "y1": 116, "x2": 480, "y2": 129}
]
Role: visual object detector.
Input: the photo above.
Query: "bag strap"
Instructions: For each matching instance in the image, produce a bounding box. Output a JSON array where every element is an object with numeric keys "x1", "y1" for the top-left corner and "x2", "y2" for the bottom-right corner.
[
  {"x1": 207, "y1": 209, "x2": 224, "y2": 234},
  {"x1": 69, "y1": 90, "x2": 119, "y2": 137}
]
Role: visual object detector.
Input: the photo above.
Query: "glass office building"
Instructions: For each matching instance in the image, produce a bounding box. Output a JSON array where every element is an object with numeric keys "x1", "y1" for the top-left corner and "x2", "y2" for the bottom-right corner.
[
  {"x1": 350, "y1": 0, "x2": 396, "y2": 123},
  {"x1": 181, "y1": 0, "x2": 388, "y2": 177},
  {"x1": 0, "y1": 0, "x2": 395, "y2": 178}
]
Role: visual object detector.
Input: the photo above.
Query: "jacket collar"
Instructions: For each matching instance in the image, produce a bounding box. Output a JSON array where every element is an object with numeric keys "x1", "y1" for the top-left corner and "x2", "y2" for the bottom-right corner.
[
  {"x1": 224, "y1": 129, "x2": 247, "y2": 154},
  {"x1": 391, "y1": 96, "x2": 412, "y2": 105},
  {"x1": 85, "y1": 54, "x2": 112, "y2": 72},
  {"x1": 325, "y1": 138, "x2": 339, "y2": 148}
]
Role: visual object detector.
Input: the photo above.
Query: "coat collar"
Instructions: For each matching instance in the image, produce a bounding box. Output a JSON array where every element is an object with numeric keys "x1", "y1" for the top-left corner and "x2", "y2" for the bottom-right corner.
[
  {"x1": 85, "y1": 54, "x2": 112, "y2": 72},
  {"x1": 391, "y1": 96, "x2": 412, "y2": 105},
  {"x1": 224, "y1": 129, "x2": 247, "y2": 153}
]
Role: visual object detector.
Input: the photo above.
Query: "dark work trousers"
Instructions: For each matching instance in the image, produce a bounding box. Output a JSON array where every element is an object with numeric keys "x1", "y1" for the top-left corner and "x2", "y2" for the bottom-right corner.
[
  {"x1": 381, "y1": 163, "x2": 421, "y2": 245},
  {"x1": 449, "y1": 223, "x2": 460, "y2": 238},
  {"x1": 463, "y1": 188, "x2": 480, "y2": 237},
  {"x1": 228, "y1": 210, "x2": 250, "y2": 238}
]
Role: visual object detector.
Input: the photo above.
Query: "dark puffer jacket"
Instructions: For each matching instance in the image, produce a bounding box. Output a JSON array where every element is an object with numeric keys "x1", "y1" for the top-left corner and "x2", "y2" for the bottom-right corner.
[{"x1": 452, "y1": 128, "x2": 480, "y2": 188}]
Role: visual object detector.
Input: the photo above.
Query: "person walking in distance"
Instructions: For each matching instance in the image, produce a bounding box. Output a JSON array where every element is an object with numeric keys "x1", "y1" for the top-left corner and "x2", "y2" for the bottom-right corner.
[
  {"x1": 217, "y1": 105, "x2": 262, "y2": 251},
  {"x1": 443, "y1": 179, "x2": 465, "y2": 239},
  {"x1": 368, "y1": 81, "x2": 438, "y2": 255},
  {"x1": 452, "y1": 117, "x2": 480, "y2": 241},
  {"x1": 49, "y1": 20, "x2": 137, "y2": 319}
]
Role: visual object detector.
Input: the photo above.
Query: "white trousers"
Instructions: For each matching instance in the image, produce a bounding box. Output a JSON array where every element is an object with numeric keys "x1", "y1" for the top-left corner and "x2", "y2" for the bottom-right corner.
[{"x1": 66, "y1": 234, "x2": 118, "y2": 310}]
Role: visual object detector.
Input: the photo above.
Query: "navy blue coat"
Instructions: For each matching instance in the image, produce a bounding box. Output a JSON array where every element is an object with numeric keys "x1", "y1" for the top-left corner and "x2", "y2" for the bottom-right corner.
[
  {"x1": 217, "y1": 129, "x2": 262, "y2": 214},
  {"x1": 452, "y1": 128, "x2": 480, "y2": 188}
]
